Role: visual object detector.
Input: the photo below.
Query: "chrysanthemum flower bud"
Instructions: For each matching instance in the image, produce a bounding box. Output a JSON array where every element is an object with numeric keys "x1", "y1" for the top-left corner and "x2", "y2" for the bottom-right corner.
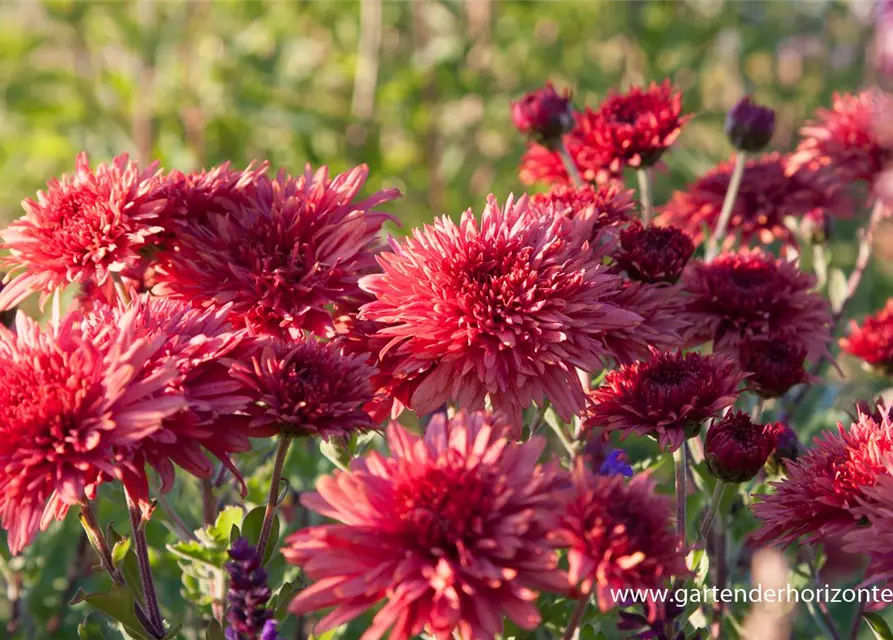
[
  {"x1": 705, "y1": 412, "x2": 777, "y2": 483},
  {"x1": 725, "y1": 96, "x2": 776, "y2": 152},
  {"x1": 511, "y1": 82, "x2": 574, "y2": 149},
  {"x1": 766, "y1": 423, "x2": 800, "y2": 475}
]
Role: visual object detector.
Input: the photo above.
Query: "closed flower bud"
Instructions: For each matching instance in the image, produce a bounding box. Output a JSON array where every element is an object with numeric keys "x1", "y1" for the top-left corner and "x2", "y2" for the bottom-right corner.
[
  {"x1": 725, "y1": 96, "x2": 775, "y2": 152},
  {"x1": 766, "y1": 423, "x2": 800, "y2": 475},
  {"x1": 511, "y1": 82, "x2": 574, "y2": 149},
  {"x1": 705, "y1": 412, "x2": 777, "y2": 483}
]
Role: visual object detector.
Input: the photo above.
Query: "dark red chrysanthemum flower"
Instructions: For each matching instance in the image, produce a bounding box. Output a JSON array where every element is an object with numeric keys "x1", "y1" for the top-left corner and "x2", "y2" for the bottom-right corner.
[
  {"x1": 705, "y1": 412, "x2": 777, "y2": 483},
  {"x1": 753, "y1": 405, "x2": 893, "y2": 545},
  {"x1": 519, "y1": 109, "x2": 619, "y2": 186},
  {"x1": 615, "y1": 221, "x2": 694, "y2": 284},
  {"x1": 359, "y1": 194, "x2": 641, "y2": 426},
  {"x1": 82, "y1": 296, "x2": 258, "y2": 495},
  {"x1": 511, "y1": 83, "x2": 574, "y2": 148},
  {"x1": 282, "y1": 411, "x2": 568, "y2": 640},
  {"x1": 682, "y1": 249, "x2": 832, "y2": 361},
  {"x1": 230, "y1": 338, "x2": 376, "y2": 439},
  {"x1": 787, "y1": 89, "x2": 893, "y2": 187},
  {"x1": 0, "y1": 309, "x2": 185, "y2": 554},
  {"x1": 738, "y1": 338, "x2": 808, "y2": 398},
  {"x1": 844, "y1": 474, "x2": 893, "y2": 586},
  {"x1": 599, "y1": 281, "x2": 689, "y2": 365},
  {"x1": 529, "y1": 181, "x2": 636, "y2": 242},
  {"x1": 152, "y1": 164, "x2": 399, "y2": 338},
  {"x1": 657, "y1": 153, "x2": 849, "y2": 248},
  {"x1": 583, "y1": 350, "x2": 743, "y2": 451},
  {"x1": 587, "y1": 80, "x2": 690, "y2": 171},
  {"x1": 725, "y1": 96, "x2": 775, "y2": 153},
  {"x1": 840, "y1": 299, "x2": 893, "y2": 373},
  {"x1": 550, "y1": 466, "x2": 687, "y2": 622},
  {"x1": 0, "y1": 152, "x2": 166, "y2": 311}
]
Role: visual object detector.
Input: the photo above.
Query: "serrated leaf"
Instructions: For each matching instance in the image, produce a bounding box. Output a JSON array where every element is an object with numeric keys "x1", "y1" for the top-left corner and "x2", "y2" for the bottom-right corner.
[
  {"x1": 71, "y1": 585, "x2": 152, "y2": 640},
  {"x1": 865, "y1": 612, "x2": 893, "y2": 640},
  {"x1": 205, "y1": 506, "x2": 244, "y2": 547},
  {"x1": 77, "y1": 613, "x2": 114, "y2": 640},
  {"x1": 205, "y1": 620, "x2": 227, "y2": 640},
  {"x1": 828, "y1": 267, "x2": 848, "y2": 313},
  {"x1": 240, "y1": 505, "x2": 280, "y2": 565}
]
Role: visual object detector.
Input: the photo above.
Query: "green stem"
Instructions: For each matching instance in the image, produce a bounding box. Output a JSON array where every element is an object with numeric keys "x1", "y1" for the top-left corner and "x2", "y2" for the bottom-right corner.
[
  {"x1": 559, "y1": 140, "x2": 585, "y2": 188},
  {"x1": 636, "y1": 168, "x2": 654, "y2": 225},
  {"x1": 674, "y1": 445, "x2": 688, "y2": 548},
  {"x1": 257, "y1": 436, "x2": 292, "y2": 562},
  {"x1": 751, "y1": 397, "x2": 764, "y2": 422},
  {"x1": 705, "y1": 152, "x2": 748, "y2": 262},
  {"x1": 547, "y1": 416, "x2": 576, "y2": 458},
  {"x1": 78, "y1": 502, "x2": 125, "y2": 587},
  {"x1": 562, "y1": 596, "x2": 591, "y2": 640},
  {"x1": 698, "y1": 481, "x2": 728, "y2": 541}
]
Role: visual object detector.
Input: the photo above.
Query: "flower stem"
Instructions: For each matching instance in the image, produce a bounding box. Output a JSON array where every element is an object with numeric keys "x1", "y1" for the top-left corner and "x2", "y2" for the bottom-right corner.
[
  {"x1": 257, "y1": 435, "x2": 292, "y2": 562},
  {"x1": 562, "y1": 596, "x2": 591, "y2": 640},
  {"x1": 805, "y1": 549, "x2": 843, "y2": 640},
  {"x1": 674, "y1": 445, "x2": 688, "y2": 548},
  {"x1": 636, "y1": 168, "x2": 654, "y2": 225},
  {"x1": 78, "y1": 501, "x2": 124, "y2": 587},
  {"x1": 125, "y1": 491, "x2": 165, "y2": 638},
  {"x1": 751, "y1": 397, "x2": 764, "y2": 422},
  {"x1": 548, "y1": 415, "x2": 577, "y2": 458},
  {"x1": 698, "y1": 481, "x2": 728, "y2": 541},
  {"x1": 559, "y1": 140, "x2": 585, "y2": 188},
  {"x1": 705, "y1": 152, "x2": 748, "y2": 262}
]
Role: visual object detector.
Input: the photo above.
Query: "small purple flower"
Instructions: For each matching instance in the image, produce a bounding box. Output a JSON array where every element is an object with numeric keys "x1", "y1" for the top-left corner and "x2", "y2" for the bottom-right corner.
[
  {"x1": 599, "y1": 449, "x2": 633, "y2": 477},
  {"x1": 225, "y1": 538, "x2": 273, "y2": 640},
  {"x1": 260, "y1": 619, "x2": 281, "y2": 640},
  {"x1": 725, "y1": 96, "x2": 775, "y2": 152}
]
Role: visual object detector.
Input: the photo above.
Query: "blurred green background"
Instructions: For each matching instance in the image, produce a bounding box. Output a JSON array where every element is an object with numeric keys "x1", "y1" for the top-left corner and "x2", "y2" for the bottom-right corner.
[{"x1": 0, "y1": 1, "x2": 891, "y2": 638}]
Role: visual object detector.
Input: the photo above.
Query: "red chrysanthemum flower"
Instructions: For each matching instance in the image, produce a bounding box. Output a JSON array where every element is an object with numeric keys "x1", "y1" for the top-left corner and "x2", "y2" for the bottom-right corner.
[
  {"x1": 586, "y1": 80, "x2": 690, "y2": 171},
  {"x1": 753, "y1": 405, "x2": 893, "y2": 545},
  {"x1": 844, "y1": 474, "x2": 893, "y2": 586},
  {"x1": 657, "y1": 153, "x2": 849, "y2": 248},
  {"x1": 682, "y1": 249, "x2": 832, "y2": 361},
  {"x1": 0, "y1": 152, "x2": 166, "y2": 311},
  {"x1": 281, "y1": 411, "x2": 568, "y2": 640},
  {"x1": 840, "y1": 299, "x2": 893, "y2": 373},
  {"x1": 82, "y1": 296, "x2": 258, "y2": 495},
  {"x1": 615, "y1": 221, "x2": 694, "y2": 284},
  {"x1": 152, "y1": 164, "x2": 399, "y2": 338},
  {"x1": 529, "y1": 181, "x2": 636, "y2": 242},
  {"x1": 0, "y1": 309, "x2": 185, "y2": 554},
  {"x1": 704, "y1": 412, "x2": 778, "y2": 483},
  {"x1": 519, "y1": 108, "x2": 619, "y2": 186},
  {"x1": 738, "y1": 337, "x2": 808, "y2": 398},
  {"x1": 787, "y1": 89, "x2": 893, "y2": 187},
  {"x1": 598, "y1": 281, "x2": 689, "y2": 365},
  {"x1": 511, "y1": 82, "x2": 574, "y2": 148},
  {"x1": 230, "y1": 337, "x2": 376, "y2": 439},
  {"x1": 550, "y1": 466, "x2": 687, "y2": 622},
  {"x1": 583, "y1": 350, "x2": 743, "y2": 451},
  {"x1": 359, "y1": 194, "x2": 642, "y2": 426}
]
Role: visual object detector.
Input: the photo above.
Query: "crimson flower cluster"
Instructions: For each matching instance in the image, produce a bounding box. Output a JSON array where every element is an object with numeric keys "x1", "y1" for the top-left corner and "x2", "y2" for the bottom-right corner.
[{"x1": 840, "y1": 298, "x2": 893, "y2": 372}]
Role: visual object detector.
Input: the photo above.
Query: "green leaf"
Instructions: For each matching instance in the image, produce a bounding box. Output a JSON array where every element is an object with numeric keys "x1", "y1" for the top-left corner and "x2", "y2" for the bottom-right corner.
[
  {"x1": 204, "y1": 506, "x2": 245, "y2": 547},
  {"x1": 270, "y1": 580, "x2": 302, "y2": 619},
  {"x1": 828, "y1": 267, "x2": 848, "y2": 313},
  {"x1": 162, "y1": 621, "x2": 184, "y2": 639},
  {"x1": 71, "y1": 585, "x2": 153, "y2": 640},
  {"x1": 77, "y1": 613, "x2": 115, "y2": 640},
  {"x1": 205, "y1": 620, "x2": 227, "y2": 640},
  {"x1": 319, "y1": 438, "x2": 351, "y2": 470},
  {"x1": 241, "y1": 505, "x2": 280, "y2": 565},
  {"x1": 109, "y1": 529, "x2": 145, "y2": 605},
  {"x1": 865, "y1": 612, "x2": 893, "y2": 640}
]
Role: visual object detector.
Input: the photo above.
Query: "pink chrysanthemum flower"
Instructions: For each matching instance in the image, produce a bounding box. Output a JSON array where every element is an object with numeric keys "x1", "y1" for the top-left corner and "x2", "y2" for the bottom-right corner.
[
  {"x1": 787, "y1": 89, "x2": 893, "y2": 187},
  {"x1": 844, "y1": 474, "x2": 893, "y2": 586},
  {"x1": 753, "y1": 405, "x2": 893, "y2": 546},
  {"x1": 657, "y1": 153, "x2": 849, "y2": 248},
  {"x1": 281, "y1": 411, "x2": 568, "y2": 640},
  {"x1": 583, "y1": 350, "x2": 742, "y2": 451},
  {"x1": 230, "y1": 338, "x2": 376, "y2": 439},
  {"x1": 551, "y1": 466, "x2": 687, "y2": 622},
  {"x1": 599, "y1": 281, "x2": 689, "y2": 365},
  {"x1": 82, "y1": 296, "x2": 258, "y2": 495},
  {"x1": 682, "y1": 249, "x2": 832, "y2": 361},
  {"x1": 529, "y1": 181, "x2": 636, "y2": 242},
  {"x1": 840, "y1": 299, "x2": 893, "y2": 373},
  {"x1": 0, "y1": 309, "x2": 185, "y2": 554},
  {"x1": 152, "y1": 164, "x2": 399, "y2": 338},
  {"x1": 0, "y1": 152, "x2": 166, "y2": 311},
  {"x1": 586, "y1": 80, "x2": 690, "y2": 171},
  {"x1": 359, "y1": 194, "x2": 641, "y2": 425},
  {"x1": 519, "y1": 108, "x2": 619, "y2": 186}
]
